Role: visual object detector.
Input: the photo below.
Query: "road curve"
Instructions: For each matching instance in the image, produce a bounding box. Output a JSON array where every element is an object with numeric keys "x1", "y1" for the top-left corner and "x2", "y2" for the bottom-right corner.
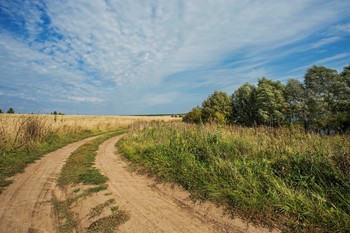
[
  {"x1": 0, "y1": 136, "x2": 97, "y2": 233},
  {"x1": 96, "y1": 136, "x2": 276, "y2": 233}
]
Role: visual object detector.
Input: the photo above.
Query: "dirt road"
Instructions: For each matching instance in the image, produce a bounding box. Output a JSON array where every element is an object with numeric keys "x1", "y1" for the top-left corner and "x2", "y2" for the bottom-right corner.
[
  {"x1": 96, "y1": 136, "x2": 277, "y2": 233},
  {"x1": 0, "y1": 135, "x2": 278, "y2": 233},
  {"x1": 0, "y1": 136, "x2": 97, "y2": 233}
]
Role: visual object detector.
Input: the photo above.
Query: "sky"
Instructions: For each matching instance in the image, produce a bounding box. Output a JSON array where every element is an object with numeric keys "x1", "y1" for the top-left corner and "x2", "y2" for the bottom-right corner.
[{"x1": 0, "y1": 0, "x2": 350, "y2": 115}]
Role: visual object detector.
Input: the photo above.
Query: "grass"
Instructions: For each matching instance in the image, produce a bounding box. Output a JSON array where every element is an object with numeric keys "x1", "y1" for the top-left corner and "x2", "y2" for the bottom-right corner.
[
  {"x1": 57, "y1": 130, "x2": 126, "y2": 187},
  {"x1": 54, "y1": 129, "x2": 129, "y2": 233},
  {"x1": 0, "y1": 114, "x2": 176, "y2": 193},
  {"x1": 86, "y1": 206, "x2": 129, "y2": 233},
  {"x1": 118, "y1": 121, "x2": 350, "y2": 232},
  {"x1": 86, "y1": 198, "x2": 129, "y2": 233},
  {"x1": 88, "y1": 199, "x2": 116, "y2": 220},
  {"x1": 0, "y1": 128, "x2": 99, "y2": 193}
]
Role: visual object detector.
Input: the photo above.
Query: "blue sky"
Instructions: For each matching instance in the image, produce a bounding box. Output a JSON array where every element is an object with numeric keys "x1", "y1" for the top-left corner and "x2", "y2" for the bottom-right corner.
[{"x1": 1, "y1": 0, "x2": 350, "y2": 115}]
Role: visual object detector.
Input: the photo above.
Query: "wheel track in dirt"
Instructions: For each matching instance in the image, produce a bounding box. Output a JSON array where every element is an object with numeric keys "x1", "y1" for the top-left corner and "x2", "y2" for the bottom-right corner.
[
  {"x1": 0, "y1": 136, "x2": 98, "y2": 233},
  {"x1": 95, "y1": 135, "x2": 278, "y2": 233}
]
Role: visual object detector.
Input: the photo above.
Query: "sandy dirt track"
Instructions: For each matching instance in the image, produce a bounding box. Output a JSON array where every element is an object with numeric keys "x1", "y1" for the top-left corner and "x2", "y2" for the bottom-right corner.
[
  {"x1": 0, "y1": 136, "x2": 97, "y2": 233},
  {"x1": 96, "y1": 136, "x2": 278, "y2": 233}
]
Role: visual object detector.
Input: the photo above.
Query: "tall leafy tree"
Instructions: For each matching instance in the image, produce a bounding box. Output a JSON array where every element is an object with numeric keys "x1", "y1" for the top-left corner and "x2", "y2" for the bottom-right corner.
[
  {"x1": 341, "y1": 64, "x2": 350, "y2": 86},
  {"x1": 256, "y1": 77, "x2": 287, "y2": 126},
  {"x1": 201, "y1": 91, "x2": 233, "y2": 124},
  {"x1": 284, "y1": 79, "x2": 306, "y2": 126},
  {"x1": 336, "y1": 64, "x2": 350, "y2": 131},
  {"x1": 233, "y1": 83, "x2": 258, "y2": 126},
  {"x1": 304, "y1": 66, "x2": 339, "y2": 131}
]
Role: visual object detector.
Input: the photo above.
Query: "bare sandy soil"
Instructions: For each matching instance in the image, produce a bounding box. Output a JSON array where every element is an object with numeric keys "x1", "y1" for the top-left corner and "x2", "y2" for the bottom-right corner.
[
  {"x1": 95, "y1": 136, "x2": 279, "y2": 233},
  {"x1": 0, "y1": 136, "x2": 97, "y2": 233}
]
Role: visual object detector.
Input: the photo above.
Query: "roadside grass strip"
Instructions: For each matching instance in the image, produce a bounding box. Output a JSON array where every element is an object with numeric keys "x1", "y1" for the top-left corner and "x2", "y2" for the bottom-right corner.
[
  {"x1": 0, "y1": 129, "x2": 103, "y2": 193},
  {"x1": 118, "y1": 122, "x2": 350, "y2": 233},
  {"x1": 54, "y1": 129, "x2": 129, "y2": 233}
]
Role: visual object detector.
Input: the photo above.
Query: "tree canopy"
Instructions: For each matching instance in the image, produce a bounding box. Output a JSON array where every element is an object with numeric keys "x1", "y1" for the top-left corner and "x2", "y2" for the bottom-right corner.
[
  {"x1": 201, "y1": 91, "x2": 233, "y2": 124},
  {"x1": 183, "y1": 63, "x2": 350, "y2": 133}
]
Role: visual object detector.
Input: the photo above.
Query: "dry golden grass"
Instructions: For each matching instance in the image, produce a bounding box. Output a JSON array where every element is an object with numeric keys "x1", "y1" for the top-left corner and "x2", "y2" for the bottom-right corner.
[
  {"x1": 0, "y1": 114, "x2": 178, "y2": 151},
  {"x1": 0, "y1": 113, "x2": 179, "y2": 192}
]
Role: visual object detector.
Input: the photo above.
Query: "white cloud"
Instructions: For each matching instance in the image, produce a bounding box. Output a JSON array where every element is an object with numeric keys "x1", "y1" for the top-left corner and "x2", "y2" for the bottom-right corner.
[
  {"x1": 310, "y1": 37, "x2": 341, "y2": 49},
  {"x1": 136, "y1": 93, "x2": 179, "y2": 106},
  {"x1": 67, "y1": 96, "x2": 104, "y2": 103},
  {"x1": 290, "y1": 53, "x2": 350, "y2": 73},
  {"x1": 329, "y1": 23, "x2": 350, "y2": 35}
]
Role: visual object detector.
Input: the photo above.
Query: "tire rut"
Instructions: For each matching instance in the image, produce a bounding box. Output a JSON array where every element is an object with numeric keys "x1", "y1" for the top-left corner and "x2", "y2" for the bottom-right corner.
[{"x1": 0, "y1": 136, "x2": 98, "y2": 233}]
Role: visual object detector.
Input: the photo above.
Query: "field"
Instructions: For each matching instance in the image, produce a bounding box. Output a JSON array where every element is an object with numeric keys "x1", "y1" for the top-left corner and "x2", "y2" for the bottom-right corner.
[
  {"x1": 1, "y1": 113, "x2": 349, "y2": 232},
  {"x1": 118, "y1": 121, "x2": 350, "y2": 232},
  {"x1": 0, "y1": 114, "x2": 176, "y2": 192}
]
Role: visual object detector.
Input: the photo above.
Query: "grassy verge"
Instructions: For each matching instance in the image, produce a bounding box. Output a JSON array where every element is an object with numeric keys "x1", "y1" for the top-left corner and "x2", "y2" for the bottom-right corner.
[
  {"x1": 118, "y1": 122, "x2": 350, "y2": 232},
  {"x1": 54, "y1": 129, "x2": 129, "y2": 233}
]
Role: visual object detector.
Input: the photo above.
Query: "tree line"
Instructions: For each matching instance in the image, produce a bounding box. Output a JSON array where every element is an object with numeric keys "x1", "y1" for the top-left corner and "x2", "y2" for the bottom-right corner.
[
  {"x1": 0, "y1": 108, "x2": 15, "y2": 114},
  {"x1": 183, "y1": 64, "x2": 350, "y2": 133}
]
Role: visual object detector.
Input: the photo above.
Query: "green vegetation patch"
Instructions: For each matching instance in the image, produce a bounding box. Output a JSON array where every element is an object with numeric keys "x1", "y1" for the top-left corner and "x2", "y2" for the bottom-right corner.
[
  {"x1": 57, "y1": 129, "x2": 126, "y2": 187},
  {"x1": 118, "y1": 122, "x2": 350, "y2": 232},
  {"x1": 55, "y1": 129, "x2": 128, "y2": 233},
  {"x1": 87, "y1": 206, "x2": 129, "y2": 233}
]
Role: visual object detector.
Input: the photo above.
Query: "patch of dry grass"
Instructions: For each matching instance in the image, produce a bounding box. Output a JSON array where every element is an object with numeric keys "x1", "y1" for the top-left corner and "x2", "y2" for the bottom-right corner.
[{"x1": 0, "y1": 114, "x2": 176, "y2": 151}]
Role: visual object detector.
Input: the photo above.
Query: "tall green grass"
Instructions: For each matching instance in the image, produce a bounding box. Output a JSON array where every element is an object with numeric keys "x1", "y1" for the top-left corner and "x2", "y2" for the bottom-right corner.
[{"x1": 118, "y1": 122, "x2": 350, "y2": 232}]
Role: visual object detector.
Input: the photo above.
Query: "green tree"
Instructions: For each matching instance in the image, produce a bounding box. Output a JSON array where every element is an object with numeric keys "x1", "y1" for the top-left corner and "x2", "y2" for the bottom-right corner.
[
  {"x1": 7, "y1": 108, "x2": 14, "y2": 114},
  {"x1": 201, "y1": 91, "x2": 233, "y2": 124},
  {"x1": 341, "y1": 64, "x2": 350, "y2": 86},
  {"x1": 284, "y1": 79, "x2": 306, "y2": 126},
  {"x1": 336, "y1": 64, "x2": 350, "y2": 131},
  {"x1": 256, "y1": 77, "x2": 287, "y2": 126},
  {"x1": 233, "y1": 83, "x2": 258, "y2": 126},
  {"x1": 183, "y1": 106, "x2": 202, "y2": 124},
  {"x1": 304, "y1": 66, "x2": 339, "y2": 131},
  {"x1": 0, "y1": 109, "x2": 3, "y2": 114}
]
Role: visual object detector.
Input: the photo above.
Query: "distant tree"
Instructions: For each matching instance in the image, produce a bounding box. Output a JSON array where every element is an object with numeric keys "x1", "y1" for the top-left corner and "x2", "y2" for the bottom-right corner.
[
  {"x1": 7, "y1": 108, "x2": 14, "y2": 114},
  {"x1": 0, "y1": 109, "x2": 3, "y2": 114},
  {"x1": 233, "y1": 83, "x2": 258, "y2": 126},
  {"x1": 284, "y1": 79, "x2": 306, "y2": 126},
  {"x1": 201, "y1": 91, "x2": 233, "y2": 124},
  {"x1": 183, "y1": 106, "x2": 202, "y2": 124},
  {"x1": 52, "y1": 111, "x2": 58, "y2": 122},
  {"x1": 256, "y1": 78, "x2": 287, "y2": 126}
]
